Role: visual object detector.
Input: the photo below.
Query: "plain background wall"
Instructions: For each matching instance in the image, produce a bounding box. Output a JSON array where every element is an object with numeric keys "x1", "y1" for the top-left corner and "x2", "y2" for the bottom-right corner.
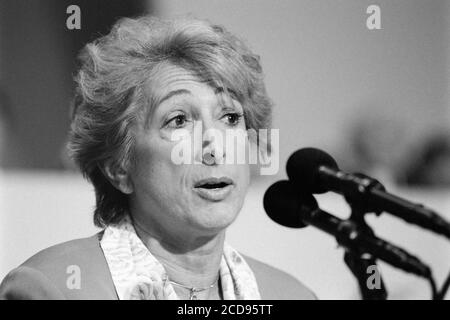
[
  {"x1": 0, "y1": 0, "x2": 148, "y2": 169},
  {"x1": 1, "y1": 0, "x2": 449, "y2": 299},
  {"x1": 0, "y1": 1, "x2": 73, "y2": 168},
  {"x1": 446, "y1": 0, "x2": 450, "y2": 125}
]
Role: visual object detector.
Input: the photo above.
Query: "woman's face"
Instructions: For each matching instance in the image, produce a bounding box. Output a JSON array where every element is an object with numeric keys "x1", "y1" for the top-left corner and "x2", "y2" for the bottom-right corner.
[{"x1": 128, "y1": 64, "x2": 250, "y2": 240}]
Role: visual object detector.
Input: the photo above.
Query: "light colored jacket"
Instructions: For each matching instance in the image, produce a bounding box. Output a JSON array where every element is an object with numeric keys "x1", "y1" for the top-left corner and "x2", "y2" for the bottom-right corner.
[{"x1": 0, "y1": 232, "x2": 316, "y2": 300}]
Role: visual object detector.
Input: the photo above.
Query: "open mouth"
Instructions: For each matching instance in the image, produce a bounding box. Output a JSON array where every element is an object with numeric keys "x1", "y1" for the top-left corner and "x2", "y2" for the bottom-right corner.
[
  {"x1": 193, "y1": 177, "x2": 234, "y2": 201},
  {"x1": 194, "y1": 177, "x2": 234, "y2": 189},
  {"x1": 196, "y1": 181, "x2": 230, "y2": 189}
]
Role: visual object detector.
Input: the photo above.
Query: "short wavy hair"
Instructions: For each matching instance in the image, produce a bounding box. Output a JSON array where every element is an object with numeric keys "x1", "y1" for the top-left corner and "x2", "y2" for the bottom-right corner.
[{"x1": 68, "y1": 15, "x2": 273, "y2": 228}]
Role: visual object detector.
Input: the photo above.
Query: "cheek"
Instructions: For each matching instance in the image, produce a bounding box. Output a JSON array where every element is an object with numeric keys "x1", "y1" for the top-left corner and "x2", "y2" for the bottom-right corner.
[
  {"x1": 132, "y1": 136, "x2": 184, "y2": 193},
  {"x1": 241, "y1": 166, "x2": 251, "y2": 192},
  {"x1": 231, "y1": 163, "x2": 250, "y2": 199}
]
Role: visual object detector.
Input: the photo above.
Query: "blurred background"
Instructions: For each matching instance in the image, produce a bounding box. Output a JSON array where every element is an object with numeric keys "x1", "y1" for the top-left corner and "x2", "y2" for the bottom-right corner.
[{"x1": 0, "y1": 0, "x2": 449, "y2": 299}]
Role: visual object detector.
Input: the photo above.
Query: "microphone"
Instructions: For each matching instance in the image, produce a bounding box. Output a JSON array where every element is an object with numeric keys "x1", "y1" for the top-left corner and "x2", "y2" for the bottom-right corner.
[
  {"x1": 286, "y1": 148, "x2": 450, "y2": 239},
  {"x1": 263, "y1": 180, "x2": 432, "y2": 278}
]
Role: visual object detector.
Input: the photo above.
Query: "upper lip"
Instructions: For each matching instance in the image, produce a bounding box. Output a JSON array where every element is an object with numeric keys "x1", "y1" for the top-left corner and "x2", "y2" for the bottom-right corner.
[{"x1": 194, "y1": 177, "x2": 234, "y2": 188}]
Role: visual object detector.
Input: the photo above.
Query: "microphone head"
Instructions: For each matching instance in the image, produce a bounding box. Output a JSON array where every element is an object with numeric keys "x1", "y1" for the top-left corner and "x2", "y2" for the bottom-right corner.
[
  {"x1": 263, "y1": 180, "x2": 317, "y2": 228},
  {"x1": 286, "y1": 147, "x2": 338, "y2": 194}
]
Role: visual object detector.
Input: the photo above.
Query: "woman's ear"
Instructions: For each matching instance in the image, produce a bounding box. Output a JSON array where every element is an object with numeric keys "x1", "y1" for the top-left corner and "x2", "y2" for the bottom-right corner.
[{"x1": 101, "y1": 160, "x2": 134, "y2": 194}]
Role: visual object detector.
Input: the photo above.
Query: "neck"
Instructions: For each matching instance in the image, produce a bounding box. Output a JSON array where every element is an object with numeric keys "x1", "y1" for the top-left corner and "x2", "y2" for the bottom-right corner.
[{"x1": 131, "y1": 214, "x2": 225, "y2": 293}]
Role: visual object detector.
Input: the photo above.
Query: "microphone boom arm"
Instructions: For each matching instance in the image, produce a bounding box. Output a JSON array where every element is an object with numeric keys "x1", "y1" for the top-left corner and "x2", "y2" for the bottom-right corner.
[{"x1": 303, "y1": 205, "x2": 432, "y2": 279}]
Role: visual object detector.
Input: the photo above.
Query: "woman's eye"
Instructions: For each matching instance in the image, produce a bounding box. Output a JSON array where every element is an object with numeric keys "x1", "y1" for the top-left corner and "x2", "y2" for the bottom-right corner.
[
  {"x1": 166, "y1": 114, "x2": 189, "y2": 128},
  {"x1": 223, "y1": 113, "x2": 243, "y2": 126}
]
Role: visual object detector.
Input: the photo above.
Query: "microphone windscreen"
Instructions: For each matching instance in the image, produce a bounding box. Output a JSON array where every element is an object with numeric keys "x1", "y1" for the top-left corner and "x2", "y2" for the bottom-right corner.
[
  {"x1": 263, "y1": 180, "x2": 317, "y2": 228},
  {"x1": 286, "y1": 147, "x2": 338, "y2": 194}
]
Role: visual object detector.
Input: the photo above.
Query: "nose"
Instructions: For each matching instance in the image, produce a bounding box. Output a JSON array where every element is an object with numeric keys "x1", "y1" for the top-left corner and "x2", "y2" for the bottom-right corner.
[{"x1": 198, "y1": 120, "x2": 225, "y2": 165}]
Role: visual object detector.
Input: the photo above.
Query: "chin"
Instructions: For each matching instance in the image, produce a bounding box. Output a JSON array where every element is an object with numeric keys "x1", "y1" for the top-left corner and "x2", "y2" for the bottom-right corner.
[{"x1": 188, "y1": 203, "x2": 241, "y2": 234}]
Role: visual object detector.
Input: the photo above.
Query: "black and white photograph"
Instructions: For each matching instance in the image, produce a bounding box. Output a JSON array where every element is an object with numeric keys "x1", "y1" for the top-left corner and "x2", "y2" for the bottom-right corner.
[{"x1": 0, "y1": 0, "x2": 449, "y2": 303}]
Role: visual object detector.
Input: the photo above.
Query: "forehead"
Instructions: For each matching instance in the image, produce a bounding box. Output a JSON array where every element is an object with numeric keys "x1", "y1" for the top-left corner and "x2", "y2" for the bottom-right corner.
[{"x1": 146, "y1": 63, "x2": 213, "y2": 104}]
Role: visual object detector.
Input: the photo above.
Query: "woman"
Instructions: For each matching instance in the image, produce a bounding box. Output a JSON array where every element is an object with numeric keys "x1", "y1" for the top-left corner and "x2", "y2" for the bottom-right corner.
[{"x1": 0, "y1": 15, "x2": 315, "y2": 300}]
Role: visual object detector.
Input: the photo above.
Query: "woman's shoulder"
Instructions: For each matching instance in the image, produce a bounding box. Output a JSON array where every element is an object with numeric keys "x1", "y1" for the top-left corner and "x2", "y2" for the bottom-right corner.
[
  {"x1": 242, "y1": 254, "x2": 317, "y2": 300},
  {"x1": 20, "y1": 233, "x2": 105, "y2": 270},
  {"x1": 0, "y1": 233, "x2": 117, "y2": 300}
]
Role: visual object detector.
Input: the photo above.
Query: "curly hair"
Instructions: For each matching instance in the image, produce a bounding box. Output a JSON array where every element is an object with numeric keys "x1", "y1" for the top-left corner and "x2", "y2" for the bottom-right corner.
[{"x1": 67, "y1": 15, "x2": 273, "y2": 228}]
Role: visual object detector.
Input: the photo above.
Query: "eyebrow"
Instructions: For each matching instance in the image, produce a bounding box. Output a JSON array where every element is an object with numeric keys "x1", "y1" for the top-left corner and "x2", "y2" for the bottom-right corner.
[{"x1": 215, "y1": 87, "x2": 240, "y2": 102}]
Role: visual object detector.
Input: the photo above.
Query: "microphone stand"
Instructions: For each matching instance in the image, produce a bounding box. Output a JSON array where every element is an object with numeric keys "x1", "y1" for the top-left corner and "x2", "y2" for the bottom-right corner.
[
  {"x1": 343, "y1": 194, "x2": 388, "y2": 300},
  {"x1": 340, "y1": 173, "x2": 439, "y2": 299},
  {"x1": 344, "y1": 251, "x2": 387, "y2": 300}
]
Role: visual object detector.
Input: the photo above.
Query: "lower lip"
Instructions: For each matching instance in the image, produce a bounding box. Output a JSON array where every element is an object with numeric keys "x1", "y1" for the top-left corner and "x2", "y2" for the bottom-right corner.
[{"x1": 193, "y1": 184, "x2": 234, "y2": 202}]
